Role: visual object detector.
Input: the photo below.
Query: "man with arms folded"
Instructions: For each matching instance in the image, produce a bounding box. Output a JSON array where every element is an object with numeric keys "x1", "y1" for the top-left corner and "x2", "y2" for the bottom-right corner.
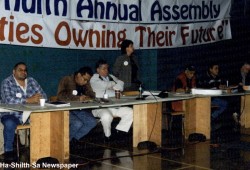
[
  {"x1": 57, "y1": 67, "x2": 97, "y2": 143},
  {"x1": 90, "y1": 59, "x2": 133, "y2": 141},
  {"x1": 1, "y1": 62, "x2": 47, "y2": 161}
]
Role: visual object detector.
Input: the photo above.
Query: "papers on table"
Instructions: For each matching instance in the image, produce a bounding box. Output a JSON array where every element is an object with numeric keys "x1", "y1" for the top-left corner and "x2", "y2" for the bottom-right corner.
[
  {"x1": 45, "y1": 101, "x2": 71, "y2": 107},
  {"x1": 191, "y1": 88, "x2": 223, "y2": 95},
  {"x1": 142, "y1": 91, "x2": 161, "y2": 96},
  {"x1": 145, "y1": 95, "x2": 161, "y2": 99},
  {"x1": 142, "y1": 91, "x2": 169, "y2": 98}
]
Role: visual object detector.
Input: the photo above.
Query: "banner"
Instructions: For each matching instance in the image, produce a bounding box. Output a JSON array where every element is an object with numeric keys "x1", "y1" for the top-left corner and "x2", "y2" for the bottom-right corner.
[
  {"x1": 3, "y1": 0, "x2": 231, "y2": 23},
  {"x1": 0, "y1": 0, "x2": 232, "y2": 50},
  {"x1": 71, "y1": 0, "x2": 231, "y2": 23}
]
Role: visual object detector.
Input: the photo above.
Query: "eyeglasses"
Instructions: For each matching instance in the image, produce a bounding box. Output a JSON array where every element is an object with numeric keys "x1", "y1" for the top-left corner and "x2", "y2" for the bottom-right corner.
[
  {"x1": 17, "y1": 69, "x2": 27, "y2": 72},
  {"x1": 79, "y1": 75, "x2": 90, "y2": 83}
]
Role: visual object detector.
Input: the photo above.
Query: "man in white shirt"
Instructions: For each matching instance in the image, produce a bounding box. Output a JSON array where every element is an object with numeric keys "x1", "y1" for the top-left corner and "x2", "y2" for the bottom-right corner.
[{"x1": 90, "y1": 59, "x2": 133, "y2": 141}]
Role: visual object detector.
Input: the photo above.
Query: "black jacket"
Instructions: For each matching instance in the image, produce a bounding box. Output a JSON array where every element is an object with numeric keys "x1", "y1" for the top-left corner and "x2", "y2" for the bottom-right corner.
[{"x1": 198, "y1": 72, "x2": 223, "y2": 89}]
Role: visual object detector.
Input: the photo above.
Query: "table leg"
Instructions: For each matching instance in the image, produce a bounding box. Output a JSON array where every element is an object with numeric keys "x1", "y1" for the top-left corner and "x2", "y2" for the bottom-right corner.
[
  {"x1": 133, "y1": 103, "x2": 162, "y2": 147},
  {"x1": 241, "y1": 94, "x2": 250, "y2": 128},
  {"x1": 185, "y1": 97, "x2": 211, "y2": 139},
  {"x1": 30, "y1": 110, "x2": 69, "y2": 163}
]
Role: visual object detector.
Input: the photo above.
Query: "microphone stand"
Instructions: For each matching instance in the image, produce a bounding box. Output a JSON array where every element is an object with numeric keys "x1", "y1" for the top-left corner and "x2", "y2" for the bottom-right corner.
[{"x1": 136, "y1": 84, "x2": 144, "y2": 100}]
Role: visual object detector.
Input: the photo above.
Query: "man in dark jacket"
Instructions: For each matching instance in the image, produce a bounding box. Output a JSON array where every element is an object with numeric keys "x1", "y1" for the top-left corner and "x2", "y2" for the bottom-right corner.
[
  {"x1": 57, "y1": 67, "x2": 97, "y2": 142},
  {"x1": 199, "y1": 63, "x2": 228, "y2": 130}
]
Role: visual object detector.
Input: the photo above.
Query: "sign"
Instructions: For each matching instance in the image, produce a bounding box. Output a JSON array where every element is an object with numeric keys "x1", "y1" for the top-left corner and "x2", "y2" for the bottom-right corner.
[{"x1": 0, "y1": 0, "x2": 232, "y2": 50}]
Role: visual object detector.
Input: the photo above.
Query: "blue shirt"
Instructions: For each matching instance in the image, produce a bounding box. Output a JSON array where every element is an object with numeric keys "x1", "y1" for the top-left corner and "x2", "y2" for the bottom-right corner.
[{"x1": 1, "y1": 75, "x2": 47, "y2": 122}]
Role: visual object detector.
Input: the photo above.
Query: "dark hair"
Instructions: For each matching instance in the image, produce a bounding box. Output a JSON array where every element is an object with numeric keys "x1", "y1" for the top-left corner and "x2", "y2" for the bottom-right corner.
[
  {"x1": 185, "y1": 65, "x2": 195, "y2": 72},
  {"x1": 208, "y1": 63, "x2": 219, "y2": 70},
  {"x1": 121, "y1": 39, "x2": 133, "y2": 54},
  {"x1": 95, "y1": 59, "x2": 108, "y2": 69},
  {"x1": 74, "y1": 67, "x2": 93, "y2": 77},
  {"x1": 13, "y1": 62, "x2": 27, "y2": 70}
]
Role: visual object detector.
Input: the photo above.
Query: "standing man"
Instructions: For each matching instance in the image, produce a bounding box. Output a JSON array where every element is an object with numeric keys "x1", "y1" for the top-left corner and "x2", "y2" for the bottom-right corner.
[
  {"x1": 90, "y1": 59, "x2": 133, "y2": 141},
  {"x1": 57, "y1": 67, "x2": 97, "y2": 142},
  {"x1": 1, "y1": 62, "x2": 47, "y2": 160},
  {"x1": 113, "y1": 39, "x2": 141, "y2": 91}
]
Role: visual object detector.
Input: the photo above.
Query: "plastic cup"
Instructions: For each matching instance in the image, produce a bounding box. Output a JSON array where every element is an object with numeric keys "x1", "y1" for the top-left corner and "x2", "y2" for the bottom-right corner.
[
  {"x1": 103, "y1": 94, "x2": 109, "y2": 99},
  {"x1": 40, "y1": 98, "x2": 45, "y2": 107}
]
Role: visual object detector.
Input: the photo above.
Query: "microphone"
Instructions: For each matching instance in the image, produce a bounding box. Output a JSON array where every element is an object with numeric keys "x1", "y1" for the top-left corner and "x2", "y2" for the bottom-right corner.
[
  {"x1": 136, "y1": 83, "x2": 145, "y2": 100},
  {"x1": 108, "y1": 75, "x2": 117, "y2": 84}
]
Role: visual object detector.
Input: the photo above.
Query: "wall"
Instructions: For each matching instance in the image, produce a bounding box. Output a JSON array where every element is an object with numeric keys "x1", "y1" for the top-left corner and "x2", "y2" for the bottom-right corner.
[{"x1": 0, "y1": 45, "x2": 158, "y2": 97}]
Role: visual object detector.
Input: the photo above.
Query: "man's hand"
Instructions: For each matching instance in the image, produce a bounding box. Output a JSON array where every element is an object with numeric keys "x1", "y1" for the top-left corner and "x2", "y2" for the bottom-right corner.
[
  {"x1": 108, "y1": 81, "x2": 116, "y2": 90},
  {"x1": 79, "y1": 95, "x2": 91, "y2": 101},
  {"x1": 26, "y1": 93, "x2": 42, "y2": 104},
  {"x1": 219, "y1": 85, "x2": 226, "y2": 89},
  {"x1": 176, "y1": 88, "x2": 185, "y2": 93}
]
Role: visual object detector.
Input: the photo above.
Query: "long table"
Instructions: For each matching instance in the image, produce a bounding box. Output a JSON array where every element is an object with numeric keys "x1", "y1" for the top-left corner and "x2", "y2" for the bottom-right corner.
[
  {"x1": 0, "y1": 92, "x2": 249, "y2": 163},
  {"x1": 0, "y1": 95, "x2": 191, "y2": 163},
  {"x1": 185, "y1": 92, "x2": 250, "y2": 139}
]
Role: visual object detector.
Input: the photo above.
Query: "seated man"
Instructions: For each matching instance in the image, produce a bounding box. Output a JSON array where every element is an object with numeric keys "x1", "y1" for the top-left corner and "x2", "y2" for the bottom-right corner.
[
  {"x1": 172, "y1": 65, "x2": 196, "y2": 111},
  {"x1": 1, "y1": 62, "x2": 47, "y2": 160},
  {"x1": 90, "y1": 59, "x2": 133, "y2": 141},
  {"x1": 227, "y1": 62, "x2": 250, "y2": 125},
  {"x1": 231, "y1": 62, "x2": 250, "y2": 92},
  {"x1": 173, "y1": 65, "x2": 196, "y2": 92},
  {"x1": 239, "y1": 62, "x2": 250, "y2": 86},
  {"x1": 57, "y1": 67, "x2": 97, "y2": 142},
  {"x1": 199, "y1": 63, "x2": 228, "y2": 130}
]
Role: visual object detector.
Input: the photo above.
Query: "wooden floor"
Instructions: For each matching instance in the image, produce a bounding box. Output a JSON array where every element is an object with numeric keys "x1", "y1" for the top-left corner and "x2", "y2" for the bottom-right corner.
[{"x1": 5, "y1": 122, "x2": 250, "y2": 170}]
